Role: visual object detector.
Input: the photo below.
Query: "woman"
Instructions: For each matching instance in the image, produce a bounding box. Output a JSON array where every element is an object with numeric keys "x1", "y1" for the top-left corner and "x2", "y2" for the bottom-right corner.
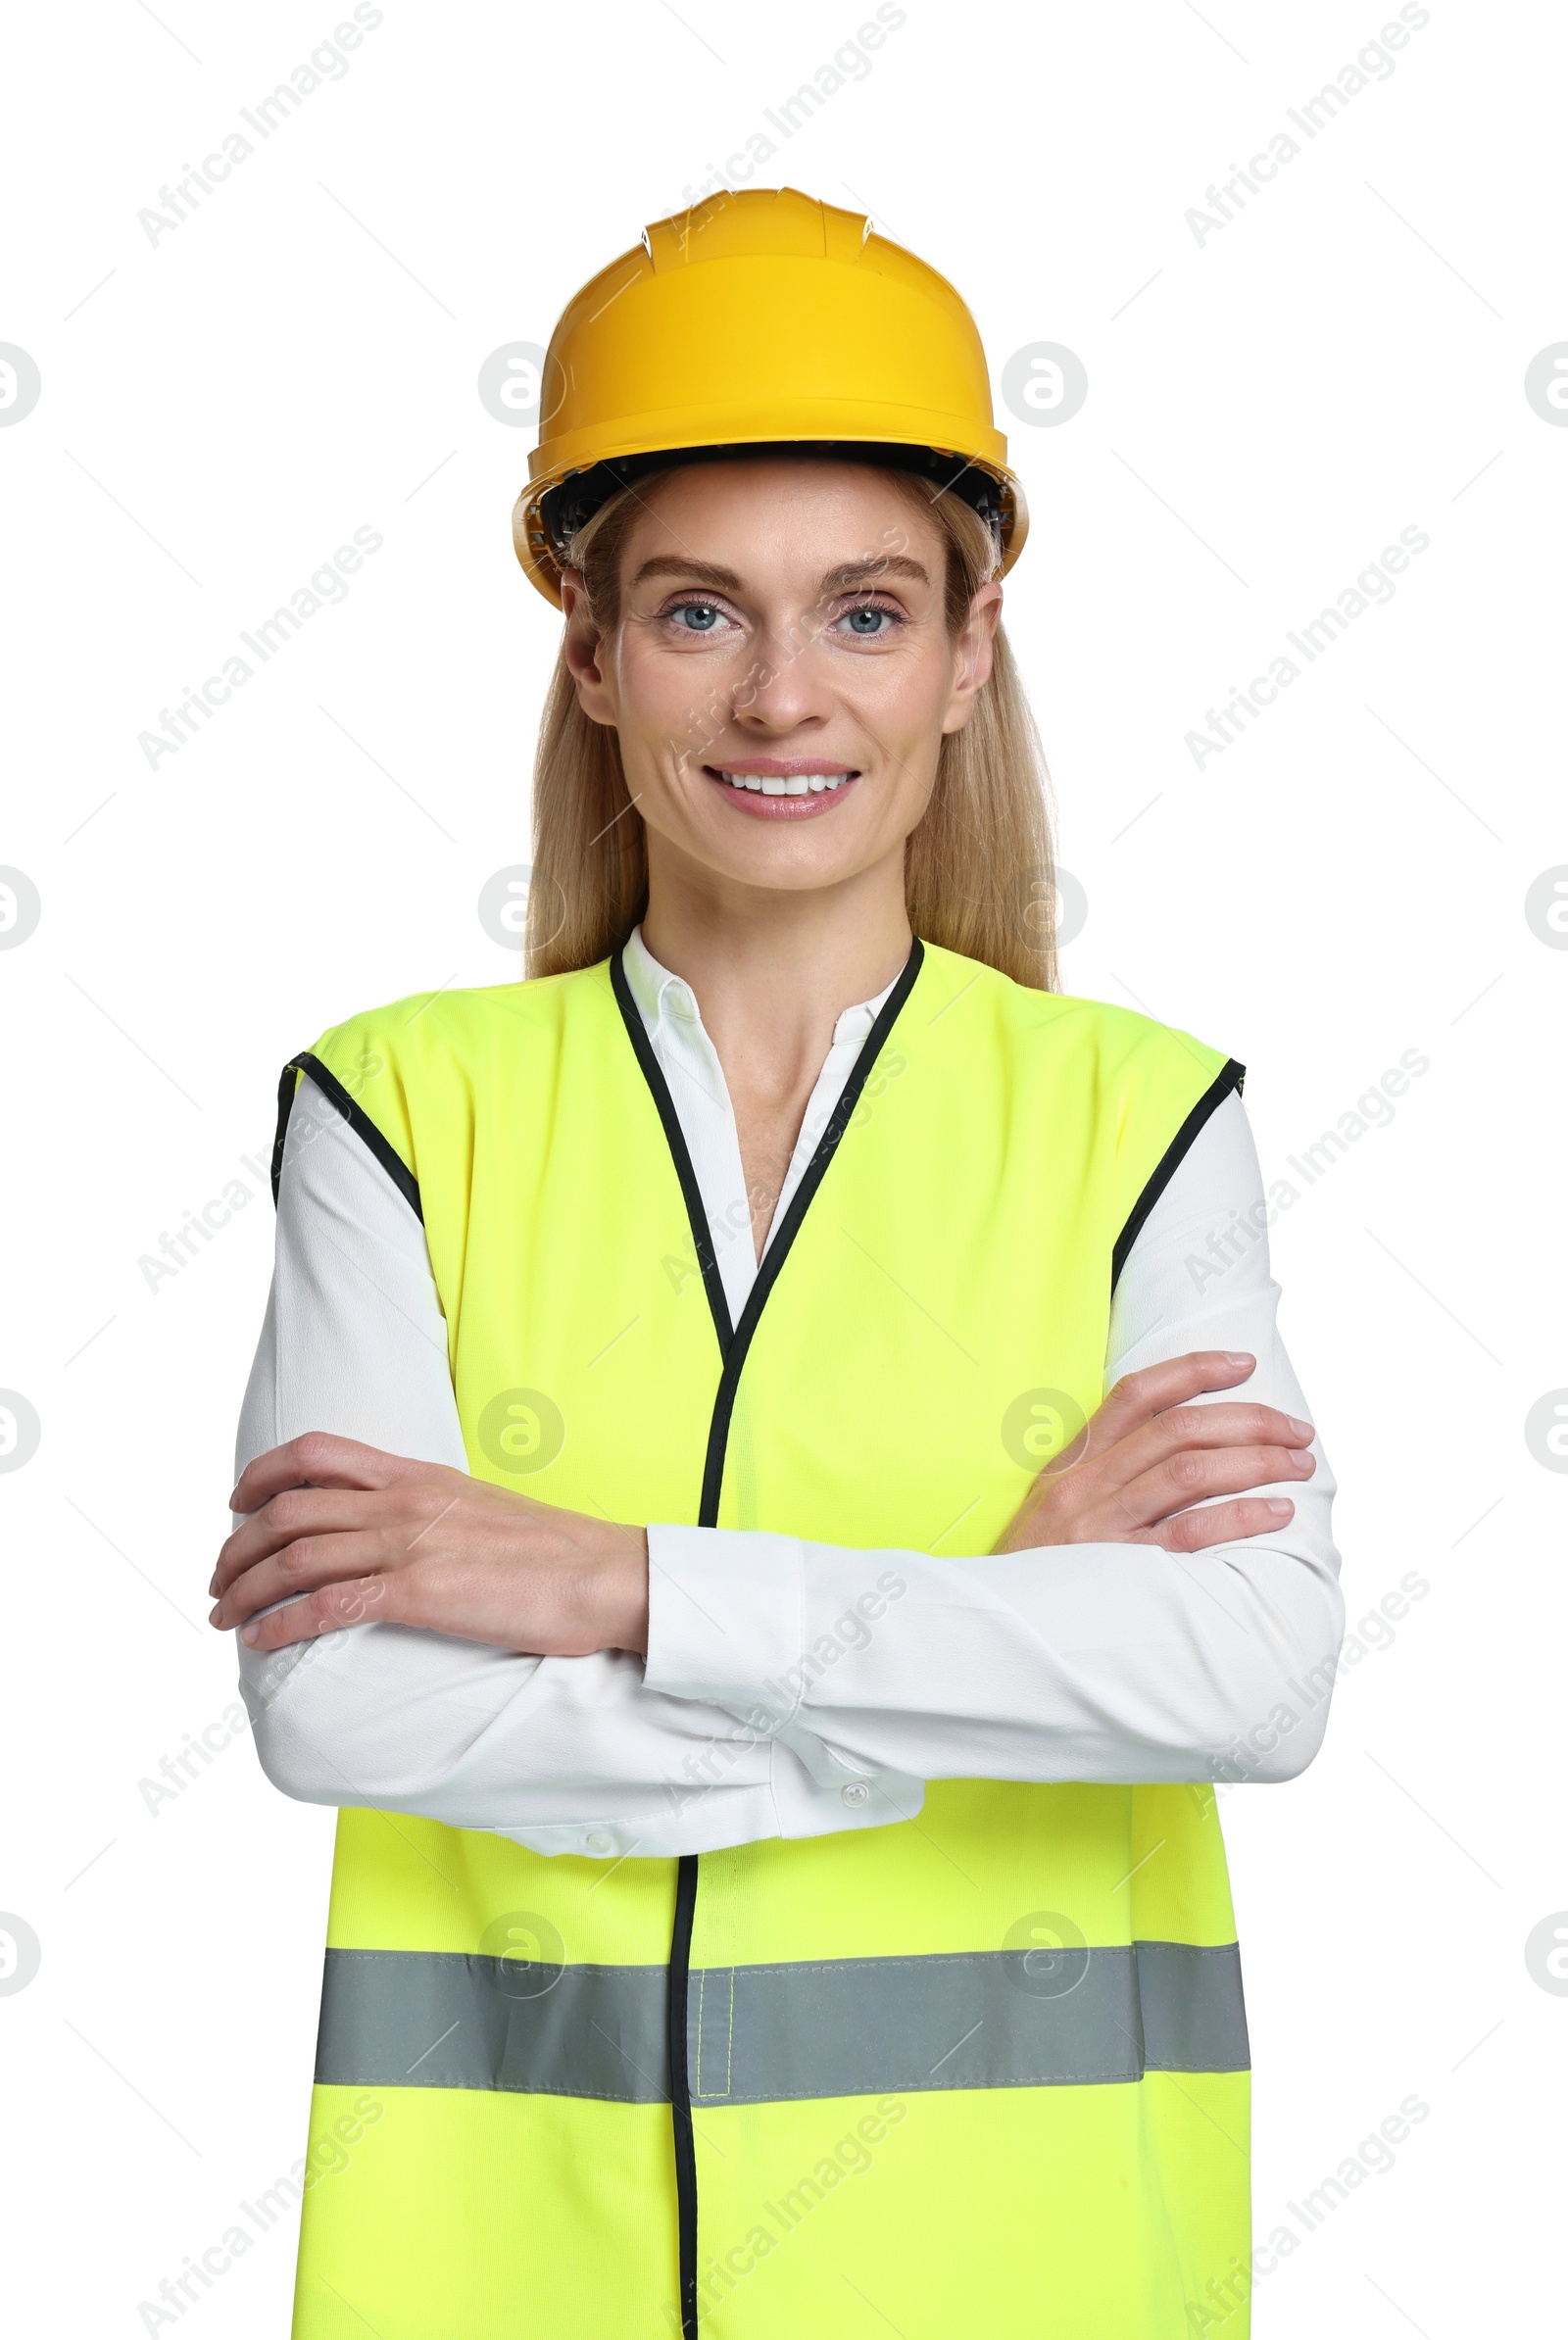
[{"x1": 214, "y1": 189, "x2": 1343, "y2": 2340}]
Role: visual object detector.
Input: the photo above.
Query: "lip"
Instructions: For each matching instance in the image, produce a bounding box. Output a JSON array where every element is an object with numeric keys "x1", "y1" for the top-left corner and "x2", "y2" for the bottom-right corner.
[{"x1": 703, "y1": 759, "x2": 862, "y2": 820}]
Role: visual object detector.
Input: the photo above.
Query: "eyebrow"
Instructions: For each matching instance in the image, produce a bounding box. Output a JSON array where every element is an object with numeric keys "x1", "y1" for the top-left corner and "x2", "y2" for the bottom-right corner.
[
  {"x1": 819, "y1": 556, "x2": 931, "y2": 594},
  {"x1": 629, "y1": 553, "x2": 932, "y2": 597},
  {"x1": 630, "y1": 557, "x2": 745, "y2": 592}
]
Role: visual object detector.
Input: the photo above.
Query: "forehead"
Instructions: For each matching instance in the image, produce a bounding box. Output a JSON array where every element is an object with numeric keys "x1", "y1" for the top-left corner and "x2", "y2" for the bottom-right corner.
[{"x1": 622, "y1": 458, "x2": 943, "y2": 584}]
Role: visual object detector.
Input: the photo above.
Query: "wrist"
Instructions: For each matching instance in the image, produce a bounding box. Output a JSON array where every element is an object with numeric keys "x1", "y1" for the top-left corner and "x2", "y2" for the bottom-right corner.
[{"x1": 583, "y1": 1527, "x2": 649, "y2": 1656}]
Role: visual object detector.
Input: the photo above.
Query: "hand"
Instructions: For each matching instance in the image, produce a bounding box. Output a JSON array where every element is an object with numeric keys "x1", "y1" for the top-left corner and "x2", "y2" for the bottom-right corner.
[
  {"x1": 209, "y1": 1433, "x2": 650, "y2": 1657},
  {"x1": 995, "y1": 1350, "x2": 1315, "y2": 1555}
]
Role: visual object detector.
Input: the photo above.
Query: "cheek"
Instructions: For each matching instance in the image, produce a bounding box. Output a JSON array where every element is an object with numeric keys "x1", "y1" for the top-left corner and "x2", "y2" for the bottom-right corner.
[
  {"x1": 615, "y1": 633, "x2": 744, "y2": 747},
  {"x1": 841, "y1": 649, "x2": 956, "y2": 768}
]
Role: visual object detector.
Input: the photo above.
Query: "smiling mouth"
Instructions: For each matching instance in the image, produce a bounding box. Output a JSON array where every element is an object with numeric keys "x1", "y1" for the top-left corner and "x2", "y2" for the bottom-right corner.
[{"x1": 708, "y1": 766, "x2": 858, "y2": 796}]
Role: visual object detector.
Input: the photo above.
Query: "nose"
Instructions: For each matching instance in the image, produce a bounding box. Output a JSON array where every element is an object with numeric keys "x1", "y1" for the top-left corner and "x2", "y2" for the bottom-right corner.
[{"x1": 731, "y1": 621, "x2": 834, "y2": 733}]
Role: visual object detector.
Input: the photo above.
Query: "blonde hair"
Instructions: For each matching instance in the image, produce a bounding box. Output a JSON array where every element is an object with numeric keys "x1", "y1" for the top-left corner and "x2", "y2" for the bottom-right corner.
[{"x1": 525, "y1": 463, "x2": 1059, "y2": 990}]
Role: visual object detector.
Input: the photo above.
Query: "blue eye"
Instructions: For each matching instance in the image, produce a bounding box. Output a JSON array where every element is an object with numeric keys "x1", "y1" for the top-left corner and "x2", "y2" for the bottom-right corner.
[
  {"x1": 840, "y1": 606, "x2": 894, "y2": 635},
  {"x1": 673, "y1": 603, "x2": 721, "y2": 631}
]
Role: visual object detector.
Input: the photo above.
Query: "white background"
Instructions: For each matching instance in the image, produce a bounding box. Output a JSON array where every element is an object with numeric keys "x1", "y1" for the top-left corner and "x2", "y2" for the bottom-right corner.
[{"x1": 2, "y1": 0, "x2": 1564, "y2": 2331}]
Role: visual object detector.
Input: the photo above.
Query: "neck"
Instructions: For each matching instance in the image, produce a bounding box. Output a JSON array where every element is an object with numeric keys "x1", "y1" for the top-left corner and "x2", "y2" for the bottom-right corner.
[{"x1": 638, "y1": 838, "x2": 912, "y2": 1092}]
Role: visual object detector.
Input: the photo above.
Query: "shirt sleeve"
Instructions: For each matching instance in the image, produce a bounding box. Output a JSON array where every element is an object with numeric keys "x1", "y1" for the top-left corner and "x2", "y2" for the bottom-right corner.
[
  {"x1": 642, "y1": 1090, "x2": 1347, "y2": 1789},
  {"x1": 235, "y1": 1075, "x2": 902, "y2": 1861}
]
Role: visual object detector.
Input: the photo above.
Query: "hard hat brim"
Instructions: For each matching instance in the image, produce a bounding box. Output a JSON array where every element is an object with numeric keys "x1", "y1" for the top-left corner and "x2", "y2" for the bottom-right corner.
[{"x1": 514, "y1": 435, "x2": 1029, "y2": 608}]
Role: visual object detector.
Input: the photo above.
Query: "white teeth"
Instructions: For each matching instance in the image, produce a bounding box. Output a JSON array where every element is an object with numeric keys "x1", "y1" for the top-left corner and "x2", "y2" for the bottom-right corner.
[{"x1": 716, "y1": 770, "x2": 853, "y2": 794}]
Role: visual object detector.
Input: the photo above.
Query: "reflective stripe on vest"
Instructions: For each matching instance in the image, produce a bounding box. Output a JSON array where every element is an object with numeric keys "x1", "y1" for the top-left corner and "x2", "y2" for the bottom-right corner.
[
  {"x1": 278, "y1": 942, "x2": 1250, "y2": 2340},
  {"x1": 316, "y1": 1940, "x2": 1249, "y2": 2103}
]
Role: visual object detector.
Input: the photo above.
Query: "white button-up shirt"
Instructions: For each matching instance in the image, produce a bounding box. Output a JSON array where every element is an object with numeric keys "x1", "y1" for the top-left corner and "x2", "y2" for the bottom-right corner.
[{"x1": 232, "y1": 929, "x2": 1344, "y2": 1859}]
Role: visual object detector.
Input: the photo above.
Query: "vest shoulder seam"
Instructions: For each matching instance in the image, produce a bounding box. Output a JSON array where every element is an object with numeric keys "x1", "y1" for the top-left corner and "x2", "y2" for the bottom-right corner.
[{"x1": 918, "y1": 955, "x2": 1232, "y2": 1068}]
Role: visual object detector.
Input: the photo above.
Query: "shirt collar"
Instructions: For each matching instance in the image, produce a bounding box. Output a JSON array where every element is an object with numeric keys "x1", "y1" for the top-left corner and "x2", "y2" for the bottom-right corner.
[{"x1": 622, "y1": 925, "x2": 900, "y2": 1048}]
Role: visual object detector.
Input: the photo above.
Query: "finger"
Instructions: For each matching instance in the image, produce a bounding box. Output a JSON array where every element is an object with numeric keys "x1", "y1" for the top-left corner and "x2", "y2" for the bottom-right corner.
[
  {"x1": 1022, "y1": 1393, "x2": 1313, "y2": 1536},
  {"x1": 1132, "y1": 1494, "x2": 1298, "y2": 1553},
  {"x1": 1107, "y1": 1443, "x2": 1315, "y2": 1536},
  {"x1": 213, "y1": 1485, "x2": 421, "y2": 1600},
  {"x1": 212, "y1": 1530, "x2": 394, "y2": 1631},
  {"x1": 1087, "y1": 1353, "x2": 1263, "y2": 1455},
  {"x1": 1114, "y1": 1400, "x2": 1315, "y2": 1485},
  {"x1": 235, "y1": 1575, "x2": 397, "y2": 1652},
  {"x1": 228, "y1": 1432, "x2": 437, "y2": 1517}
]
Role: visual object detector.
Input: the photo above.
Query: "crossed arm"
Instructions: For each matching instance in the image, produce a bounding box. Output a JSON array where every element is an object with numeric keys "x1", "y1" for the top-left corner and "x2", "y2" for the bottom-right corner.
[
  {"x1": 214, "y1": 1095, "x2": 1344, "y2": 1853},
  {"x1": 216, "y1": 1352, "x2": 1317, "y2": 1664}
]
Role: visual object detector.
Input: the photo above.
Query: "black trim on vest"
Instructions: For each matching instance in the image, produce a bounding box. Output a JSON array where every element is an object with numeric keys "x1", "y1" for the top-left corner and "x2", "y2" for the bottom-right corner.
[
  {"x1": 696, "y1": 941, "x2": 925, "y2": 1529},
  {"x1": 667, "y1": 1857, "x2": 701, "y2": 2340},
  {"x1": 610, "y1": 952, "x2": 734, "y2": 1355},
  {"x1": 612, "y1": 932, "x2": 925, "y2": 2340},
  {"x1": 270, "y1": 1059, "x2": 300, "y2": 1206},
  {"x1": 270, "y1": 1051, "x2": 424, "y2": 1225},
  {"x1": 1110, "y1": 1055, "x2": 1246, "y2": 1295}
]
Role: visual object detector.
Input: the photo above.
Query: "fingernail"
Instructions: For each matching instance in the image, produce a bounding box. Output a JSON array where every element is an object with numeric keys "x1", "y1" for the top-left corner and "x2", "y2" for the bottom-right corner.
[
  {"x1": 208, "y1": 1603, "x2": 222, "y2": 1626},
  {"x1": 207, "y1": 1575, "x2": 218, "y2": 1597},
  {"x1": 1287, "y1": 1416, "x2": 1314, "y2": 1441},
  {"x1": 240, "y1": 1624, "x2": 260, "y2": 1646},
  {"x1": 1264, "y1": 1498, "x2": 1293, "y2": 1517},
  {"x1": 1223, "y1": 1351, "x2": 1253, "y2": 1368}
]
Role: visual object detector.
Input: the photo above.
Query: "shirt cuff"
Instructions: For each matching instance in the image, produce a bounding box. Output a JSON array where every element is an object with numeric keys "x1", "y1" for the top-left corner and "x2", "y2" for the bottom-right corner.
[{"x1": 644, "y1": 1526, "x2": 804, "y2": 1725}]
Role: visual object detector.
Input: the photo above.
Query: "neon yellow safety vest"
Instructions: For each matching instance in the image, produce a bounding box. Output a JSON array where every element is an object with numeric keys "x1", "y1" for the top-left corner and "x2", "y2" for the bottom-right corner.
[{"x1": 270, "y1": 938, "x2": 1250, "y2": 2340}]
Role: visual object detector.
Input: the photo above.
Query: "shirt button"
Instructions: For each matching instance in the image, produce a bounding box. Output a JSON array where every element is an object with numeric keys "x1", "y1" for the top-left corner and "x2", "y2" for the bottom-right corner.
[
  {"x1": 840, "y1": 1782, "x2": 871, "y2": 1810},
  {"x1": 585, "y1": 1830, "x2": 613, "y2": 1854}
]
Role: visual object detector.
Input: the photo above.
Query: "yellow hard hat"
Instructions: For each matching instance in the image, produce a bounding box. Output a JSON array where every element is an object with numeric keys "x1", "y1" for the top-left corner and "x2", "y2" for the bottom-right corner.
[{"x1": 512, "y1": 186, "x2": 1028, "y2": 607}]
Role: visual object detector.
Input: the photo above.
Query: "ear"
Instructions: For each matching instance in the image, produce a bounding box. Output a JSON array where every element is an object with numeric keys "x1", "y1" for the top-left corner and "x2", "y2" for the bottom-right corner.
[
  {"x1": 940, "y1": 580, "x2": 1003, "y2": 736},
  {"x1": 560, "y1": 569, "x2": 619, "y2": 727}
]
